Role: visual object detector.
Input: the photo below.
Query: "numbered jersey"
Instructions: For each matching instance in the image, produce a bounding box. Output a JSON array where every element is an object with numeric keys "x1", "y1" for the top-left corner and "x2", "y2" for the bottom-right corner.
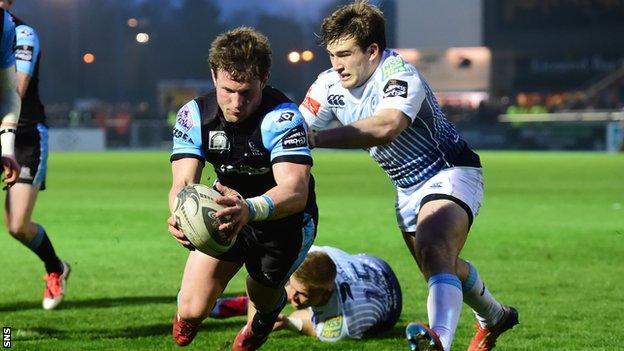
[
  {"x1": 0, "y1": 9, "x2": 15, "y2": 70},
  {"x1": 171, "y1": 86, "x2": 317, "y2": 224},
  {"x1": 10, "y1": 14, "x2": 45, "y2": 128},
  {"x1": 300, "y1": 49, "x2": 480, "y2": 189},
  {"x1": 309, "y1": 246, "x2": 401, "y2": 342}
]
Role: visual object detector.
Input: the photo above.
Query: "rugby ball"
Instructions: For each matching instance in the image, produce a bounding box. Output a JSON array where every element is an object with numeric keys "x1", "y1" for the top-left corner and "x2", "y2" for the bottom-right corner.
[{"x1": 172, "y1": 184, "x2": 235, "y2": 256}]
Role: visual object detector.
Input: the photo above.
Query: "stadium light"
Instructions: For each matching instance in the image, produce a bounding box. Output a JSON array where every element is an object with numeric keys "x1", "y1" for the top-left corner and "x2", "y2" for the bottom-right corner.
[
  {"x1": 301, "y1": 50, "x2": 314, "y2": 61},
  {"x1": 82, "y1": 52, "x2": 95, "y2": 64},
  {"x1": 136, "y1": 33, "x2": 150, "y2": 44},
  {"x1": 288, "y1": 51, "x2": 301, "y2": 63},
  {"x1": 127, "y1": 18, "x2": 138, "y2": 28}
]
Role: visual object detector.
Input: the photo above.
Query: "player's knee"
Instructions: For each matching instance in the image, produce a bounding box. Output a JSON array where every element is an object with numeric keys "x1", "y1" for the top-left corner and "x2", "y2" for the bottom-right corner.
[
  {"x1": 177, "y1": 300, "x2": 209, "y2": 321},
  {"x1": 416, "y1": 243, "x2": 451, "y2": 270},
  {"x1": 7, "y1": 221, "x2": 29, "y2": 240}
]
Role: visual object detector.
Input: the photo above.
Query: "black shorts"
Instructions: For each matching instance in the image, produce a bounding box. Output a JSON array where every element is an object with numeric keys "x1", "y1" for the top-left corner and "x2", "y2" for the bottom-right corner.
[
  {"x1": 217, "y1": 211, "x2": 318, "y2": 288},
  {"x1": 14, "y1": 123, "x2": 48, "y2": 190}
]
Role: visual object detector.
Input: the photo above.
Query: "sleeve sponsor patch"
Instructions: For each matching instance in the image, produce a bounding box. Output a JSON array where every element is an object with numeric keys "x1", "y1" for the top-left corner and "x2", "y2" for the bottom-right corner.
[
  {"x1": 382, "y1": 55, "x2": 407, "y2": 79},
  {"x1": 282, "y1": 125, "x2": 307, "y2": 149},
  {"x1": 302, "y1": 94, "x2": 321, "y2": 115},
  {"x1": 383, "y1": 79, "x2": 408, "y2": 98},
  {"x1": 320, "y1": 315, "x2": 344, "y2": 340},
  {"x1": 176, "y1": 105, "x2": 194, "y2": 131},
  {"x1": 15, "y1": 45, "x2": 33, "y2": 62}
]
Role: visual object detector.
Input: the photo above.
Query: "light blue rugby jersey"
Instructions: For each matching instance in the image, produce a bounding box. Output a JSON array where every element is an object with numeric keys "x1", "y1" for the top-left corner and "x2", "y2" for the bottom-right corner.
[
  {"x1": 300, "y1": 49, "x2": 472, "y2": 189},
  {"x1": 1, "y1": 10, "x2": 15, "y2": 69},
  {"x1": 308, "y1": 246, "x2": 399, "y2": 342}
]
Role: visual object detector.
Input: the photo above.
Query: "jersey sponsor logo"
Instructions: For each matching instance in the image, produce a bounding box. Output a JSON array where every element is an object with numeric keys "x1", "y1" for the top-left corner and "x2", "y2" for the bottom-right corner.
[
  {"x1": 217, "y1": 164, "x2": 270, "y2": 175},
  {"x1": 15, "y1": 45, "x2": 33, "y2": 62},
  {"x1": 383, "y1": 79, "x2": 408, "y2": 98},
  {"x1": 282, "y1": 125, "x2": 307, "y2": 149},
  {"x1": 327, "y1": 94, "x2": 345, "y2": 107},
  {"x1": 320, "y1": 315, "x2": 343, "y2": 339},
  {"x1": 302, "y1": 93, "x2": 321, "y2": 116},
  {"x1": 176, "y1": 105, "x2": 193, "y2": 131},
  {"x1": 382, "y1": 55, "x2": 407, "y2": 79},
  {"x1": 277, "y1": 111, "x2": 294, "y2": 123},
  {"x1": 209, "y1": 131, "x2": 229, "y2": 151},
  {"x1": 173, "y1": 128, "x2": 193, "y2": 144}
]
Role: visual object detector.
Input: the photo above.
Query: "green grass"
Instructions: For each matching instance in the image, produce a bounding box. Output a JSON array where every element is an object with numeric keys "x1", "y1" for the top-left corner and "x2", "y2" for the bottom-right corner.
[{"x1": 1, "y1": 151, "x2": 623, "y2": 350}]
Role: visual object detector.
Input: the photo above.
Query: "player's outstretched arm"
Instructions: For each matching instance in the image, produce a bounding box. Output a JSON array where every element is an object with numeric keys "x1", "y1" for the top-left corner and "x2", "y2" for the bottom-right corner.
[
  {"x1": 215, "y1": 162, "x2": 310, "y2": 235},
  {"x1": 311, "y1": 108, "x2": 410, "y2": 149},
  {"x1": 0, "y1": 66, "x2": 21, "y2": 186},
  {"x1": 168, "y1": 158, "x2": 203, "y2": 249}
]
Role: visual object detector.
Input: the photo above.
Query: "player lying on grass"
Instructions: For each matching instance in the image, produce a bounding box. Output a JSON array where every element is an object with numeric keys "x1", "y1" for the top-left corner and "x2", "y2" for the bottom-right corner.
[{"x1": 211, "y1": 245, "x2": 402, "y2": 342}]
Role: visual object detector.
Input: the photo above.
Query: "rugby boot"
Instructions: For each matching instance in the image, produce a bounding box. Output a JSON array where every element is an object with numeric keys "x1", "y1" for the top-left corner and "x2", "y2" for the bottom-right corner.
[
  {"x1": 210, "y1": 296, "x2": 249, "y2": 319},
  {"x1": 467, "y1": 305, "x2": 519, "y2": 351},
  {"x1": 172, "y1": 313, "x2": 200, "y2": 346},
  {"x1": 42, "y1": 260, "x2": 71, "y2": 310},
  {"x1": 405, "y1": 322, "x2": 444, "y2": 351},
  {"x1": 406, "y1": 322, "x2": 444, "y2": 351},
  {"x1": 232, "y1": 321, "x2": 270, "y2": 351}
]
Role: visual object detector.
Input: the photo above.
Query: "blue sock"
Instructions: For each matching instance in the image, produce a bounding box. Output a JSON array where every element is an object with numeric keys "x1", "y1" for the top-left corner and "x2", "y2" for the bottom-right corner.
[{"x1": 427, "y1": 273, "x2": 463, "y2": 351}]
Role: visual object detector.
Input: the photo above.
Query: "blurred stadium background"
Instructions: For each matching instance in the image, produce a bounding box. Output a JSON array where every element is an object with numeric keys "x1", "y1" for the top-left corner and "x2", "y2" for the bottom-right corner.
[
  {"x1": 2, "y1": 1, "x2": 623, "y2": 350},
  {"x1": 9, "y1": 0, "x2": 624, "y2": 152}
]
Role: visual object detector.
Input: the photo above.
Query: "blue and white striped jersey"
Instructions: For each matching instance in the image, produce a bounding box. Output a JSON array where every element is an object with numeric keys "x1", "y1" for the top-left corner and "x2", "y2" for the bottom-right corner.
[
  {"x1": 300, "y1": 49, "x2": 477, "y2": 189},
  {"x1": 308, "y1": 246, "x2": 401, "y2": 342},
  {"x1": 0, "y1": 9, "x2": 15, "y2": 69}
]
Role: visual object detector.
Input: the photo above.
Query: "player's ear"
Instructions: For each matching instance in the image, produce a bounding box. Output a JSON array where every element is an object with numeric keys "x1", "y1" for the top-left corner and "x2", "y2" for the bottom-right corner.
[
  {"x1": 368, "y1": 43, "x2": 380, "y2": 61},
  {"x1": 260, "y1": 73, "x2": 270, "y2": 89},
  {"x1": 210, "y1": 69, "x2": 218, "y2": 85}
]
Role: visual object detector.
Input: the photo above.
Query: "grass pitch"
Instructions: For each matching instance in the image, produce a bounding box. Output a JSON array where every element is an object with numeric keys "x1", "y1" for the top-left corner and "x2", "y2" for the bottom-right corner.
[{"x1": 0, "y1": 151, "x2": 622, "y2": 350}]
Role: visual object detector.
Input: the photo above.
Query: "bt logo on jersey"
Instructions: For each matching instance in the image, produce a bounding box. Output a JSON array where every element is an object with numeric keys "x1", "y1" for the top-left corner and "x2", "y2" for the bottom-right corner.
[{"x1": 327, "y1": 94, "x2": 345, "y2": 107}]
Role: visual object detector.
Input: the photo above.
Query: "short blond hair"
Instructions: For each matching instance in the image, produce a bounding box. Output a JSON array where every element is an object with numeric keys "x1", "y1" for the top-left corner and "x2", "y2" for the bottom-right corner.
[
  {"x1": 320, "y1": 1, "x2": 386, "y2": 51},
  {"x1": 209, "y1": 26, "x2": 272, "y2": 82},
  {"x1": 292, "y1": 251, "x2": 336, "y2": 290}
]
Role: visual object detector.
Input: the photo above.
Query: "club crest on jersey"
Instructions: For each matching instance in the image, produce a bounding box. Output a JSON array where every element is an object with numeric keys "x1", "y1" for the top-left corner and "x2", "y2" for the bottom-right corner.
[
  {"x1": 248, "y1": 140, "x2": 263, "y2": 156},
  {"x1": 282, "y1": 125, "x2": 307, "y2": 149},
  {"x1": 383, "y1": 79, "x2": 408, "y2": 98},
  {"x1": 327, "y1": 94, "x2": 345, "y2": 107},
  {"x1": 209, "y1": 131, "x2": 230, "y2": 151},
  {"x1": 176, "y1": 106, "x2": 193, "y2": 131},
  {"x1": 277, "y1": 111, "x2": 295, "y2": 123}
]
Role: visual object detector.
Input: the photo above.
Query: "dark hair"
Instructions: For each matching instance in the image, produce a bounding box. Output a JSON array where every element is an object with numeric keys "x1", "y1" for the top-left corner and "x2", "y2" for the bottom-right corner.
[
  {"x1": 209, "y1": 26, "x2": 272, "y2": 82},
  {"x1": 320, "y1": 1, "x2": 386, "y2": 51}
]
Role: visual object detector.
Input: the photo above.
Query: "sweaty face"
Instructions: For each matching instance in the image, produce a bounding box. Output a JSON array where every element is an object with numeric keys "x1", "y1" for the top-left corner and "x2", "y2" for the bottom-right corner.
[
  {"x1": 212, "y1": 69, "x2": 265, "y2": 123},
  {"x1": 326, "y1": 37, "x2": 379, "y2": 89},
  {"x1": 287, "y1": 276, "x2": 333, "y2": 310}
]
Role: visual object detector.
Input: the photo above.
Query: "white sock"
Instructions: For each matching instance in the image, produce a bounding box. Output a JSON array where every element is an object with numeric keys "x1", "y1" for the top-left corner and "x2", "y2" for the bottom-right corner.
[
  {"x1": 428, "y1": 274, "x2": 463, "y2": 351},
  {"x1": 462, "y1": 262, "x2": 504, "y2": 328}
]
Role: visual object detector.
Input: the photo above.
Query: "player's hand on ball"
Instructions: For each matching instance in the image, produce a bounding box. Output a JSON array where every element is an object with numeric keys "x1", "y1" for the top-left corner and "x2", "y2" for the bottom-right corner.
[
  {"x1": 1, "y1": 155, "x2": 20, "y2": 186},
  {"x1": 215, "y1": 181, "x2": 243, "y2": 200},
  {"x1": 215, "y1": 195, "x2": 250, "y2": 237},
  {"x1": 167, "y1": 214, "x2": 195, "y2": 250}
]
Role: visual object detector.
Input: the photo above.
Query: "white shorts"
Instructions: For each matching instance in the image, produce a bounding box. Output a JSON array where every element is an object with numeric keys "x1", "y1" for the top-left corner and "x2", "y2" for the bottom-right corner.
[{"x1": 395, "y1": 167, "x2": 484, "y2": 232}]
